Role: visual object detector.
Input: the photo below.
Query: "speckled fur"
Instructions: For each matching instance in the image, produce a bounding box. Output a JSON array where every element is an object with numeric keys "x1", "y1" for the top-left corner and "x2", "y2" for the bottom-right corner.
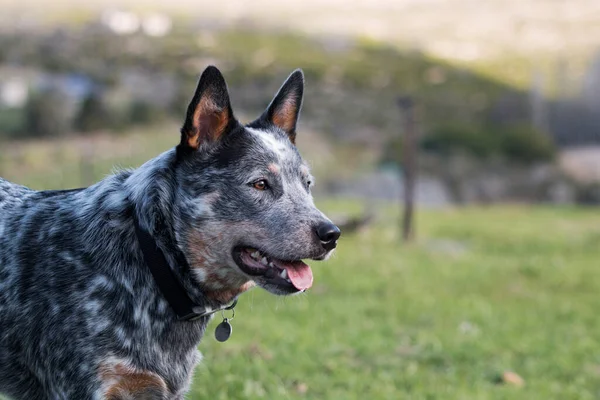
[{"x1": 0, "y1": 67, "x2": 337, "y2": 399}]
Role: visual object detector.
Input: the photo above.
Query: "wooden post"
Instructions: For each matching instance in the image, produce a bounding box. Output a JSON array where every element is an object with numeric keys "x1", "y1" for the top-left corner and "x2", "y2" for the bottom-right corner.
[
  {"x1": 397, "y1": 96, "x2": 417, "y2": 242},
  {"x1": 530, "y1": 70, "x2": 548, "y2": 134}
]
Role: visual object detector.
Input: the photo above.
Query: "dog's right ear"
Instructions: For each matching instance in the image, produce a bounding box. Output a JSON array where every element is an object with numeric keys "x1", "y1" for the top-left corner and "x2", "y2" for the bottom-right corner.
[
  {"x1": 180, "y1": 66, "x2": 235, "y2": 151},
  {"x1": 254, "y1": 69, "x2": 304, "y2": 144}
]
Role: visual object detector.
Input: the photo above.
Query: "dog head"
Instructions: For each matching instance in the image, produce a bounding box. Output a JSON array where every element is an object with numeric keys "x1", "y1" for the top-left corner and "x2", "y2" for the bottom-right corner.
[{"x1": 174, "y1": 66, "x2": 340, "y2": 299}]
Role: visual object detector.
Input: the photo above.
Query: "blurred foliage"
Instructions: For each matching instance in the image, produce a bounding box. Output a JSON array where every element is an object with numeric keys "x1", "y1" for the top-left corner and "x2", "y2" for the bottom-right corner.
[
  {"x1": 382, "y1": 123, "x2": 556, "y2": 165},
  {"x1": 576, "y1": 182, "x2": 600, "y2": 205},
  {"x1": 24, "y1": 88, "x2": 71, "y2": 138},
  {"x1": 129, "y1": 101, "x2": 169, "y2": 126},
  {"x1": 0, "y1": 108, "x2": 25, "y2": 137},
  {"x1": 75, "y1": 92, "x2": 109, "y2": 132},
  {"x1": 493, "y1": 124, "x2": 556, "y2": 163},
  {"x1": 0, "y1": 23, "x2": 527, "y2": 148},
  {"x1": 422, "y1": 124, "x2": 497, "y2": 158}
]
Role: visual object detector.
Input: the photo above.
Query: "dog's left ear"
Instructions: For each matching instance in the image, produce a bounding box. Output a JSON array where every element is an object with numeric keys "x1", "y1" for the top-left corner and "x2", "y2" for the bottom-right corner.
[
  {"x1": 258, "y1": 69, "x2": 304, "y2": 144},
  {"x1": 180, "y1": 66, "x2": 235, "y2": 151}
]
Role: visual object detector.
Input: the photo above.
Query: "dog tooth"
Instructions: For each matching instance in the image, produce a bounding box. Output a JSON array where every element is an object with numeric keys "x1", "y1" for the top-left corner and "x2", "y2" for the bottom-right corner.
[
  {"x1": 268, "y1": 262, "x2": 274, "y2": 267},
  {"x1": 251, "y1": 251, "x2": 260, "y2": 259},
  {"x1": 280, "y1": 269, "x2": 288, "y2": 279},
  {"x1": 260, "y1": 257, "x2": 268, "y2": 265}
]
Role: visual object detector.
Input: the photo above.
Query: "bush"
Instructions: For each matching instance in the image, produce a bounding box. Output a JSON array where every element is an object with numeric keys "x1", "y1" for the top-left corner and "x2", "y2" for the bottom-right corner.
[
  {"x1": 24, "y1": 89, "x2": 71, "y2": 138},
  {"x1": 421, "y1": 124, "x2": 497, "y2": 158},
  {"x1": 75, "y1": 92, "x2": 109, "y2": 132},
  {"x1": 576, "y1": 182, "x2": 600, "y2": 205},
  {"x1": 129, "y1": 101, "x2": 167, "y2": 125},
  {"x1": 420, "y1": 123, "x2": 556, "y2": 163},
  {"x1": 495, "y1": 124, "x2": 556, "y2": 163},
  {"x1": 0, "y1": 108, "x2": 26, "y2": 137}
]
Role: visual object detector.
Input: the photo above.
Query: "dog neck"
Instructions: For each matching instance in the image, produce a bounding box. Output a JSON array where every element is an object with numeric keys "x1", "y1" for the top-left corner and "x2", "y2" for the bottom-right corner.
[
  {"x1": 123, "y1": 148, "x2": 247, "y2": 313},
  {"x1": 132, "y1": 211, "x2": 237, "y2": 321},
  {"x1": 123, "y1": 150, "x2": 211, "y2": 308}
]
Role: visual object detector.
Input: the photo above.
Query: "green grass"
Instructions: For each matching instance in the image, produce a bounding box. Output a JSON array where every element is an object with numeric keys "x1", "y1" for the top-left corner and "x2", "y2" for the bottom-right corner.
[
  {"x1": 0, "y1": 122, "x2": 374, "y2": 189},
  {"x1": 187, "y1": 205, "x2": 600, "y2": 399},
  {"x1": 2, "y1": 133, "x2": 600, "y2": 398}
]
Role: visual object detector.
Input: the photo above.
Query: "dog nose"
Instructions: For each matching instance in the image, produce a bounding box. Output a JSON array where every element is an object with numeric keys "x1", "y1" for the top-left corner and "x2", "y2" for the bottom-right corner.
[{"x1": 316, "y1": 222, "x2": 341, "y2": 250}]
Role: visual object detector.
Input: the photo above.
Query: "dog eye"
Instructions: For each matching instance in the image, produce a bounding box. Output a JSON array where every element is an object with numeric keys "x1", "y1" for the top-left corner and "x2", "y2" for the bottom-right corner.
[{"x1": 252, "y1": 180, "x2": 269, "y2": 191}]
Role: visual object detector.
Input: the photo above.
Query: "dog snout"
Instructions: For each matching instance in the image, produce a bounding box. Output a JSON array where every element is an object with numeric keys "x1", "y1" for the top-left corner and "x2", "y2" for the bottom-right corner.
[{"x1": 315, "y1": 221, "x2": 341, "y2": 251}]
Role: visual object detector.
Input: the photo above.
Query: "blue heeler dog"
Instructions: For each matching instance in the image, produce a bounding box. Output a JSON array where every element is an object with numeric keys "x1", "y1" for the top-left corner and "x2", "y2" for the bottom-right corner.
[{"x1": 0, "y1": 66, "x2": 340, "y2": 399}]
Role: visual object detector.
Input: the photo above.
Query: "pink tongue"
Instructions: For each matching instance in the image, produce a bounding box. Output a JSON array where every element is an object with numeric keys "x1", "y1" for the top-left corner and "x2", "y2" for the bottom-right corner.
[{"x1": 283, "y1": 261, "x2": 313, "y2": 291}]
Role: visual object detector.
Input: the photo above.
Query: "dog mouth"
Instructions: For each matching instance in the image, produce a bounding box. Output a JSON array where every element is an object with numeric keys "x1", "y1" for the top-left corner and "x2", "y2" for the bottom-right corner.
[{"x1": 232, "y1": 246, "x2": 313, "y2": 294}]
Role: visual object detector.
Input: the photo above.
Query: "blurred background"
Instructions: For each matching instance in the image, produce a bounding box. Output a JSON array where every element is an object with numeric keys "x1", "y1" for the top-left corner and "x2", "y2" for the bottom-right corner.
[{"x1": 1, "y1": 1, "x2": 600, "y2": 399}]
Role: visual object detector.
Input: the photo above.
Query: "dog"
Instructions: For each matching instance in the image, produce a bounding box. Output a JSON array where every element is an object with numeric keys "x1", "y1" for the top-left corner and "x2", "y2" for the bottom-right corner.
[{"x1": 0, "y1": 66, "x2": 340, "y2": 399}]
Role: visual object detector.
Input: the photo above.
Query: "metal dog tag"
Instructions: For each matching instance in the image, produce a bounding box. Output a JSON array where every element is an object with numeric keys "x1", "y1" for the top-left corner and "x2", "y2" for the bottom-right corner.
[{"x1": 215, "y1": 318, "x2": 232, "y2": 342}]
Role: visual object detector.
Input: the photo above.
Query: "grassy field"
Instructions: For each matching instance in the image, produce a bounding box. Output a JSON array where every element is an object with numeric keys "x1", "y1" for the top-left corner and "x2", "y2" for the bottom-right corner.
[
  {"x1": 2, "y1": 133, "x2": 600, "y2": 399},
  {"x1": 189, "y1": 205, "x2": 600, "y2": 400},
  {"x1": 0, "y1": 123, "x2": 367, "y2": 191}
]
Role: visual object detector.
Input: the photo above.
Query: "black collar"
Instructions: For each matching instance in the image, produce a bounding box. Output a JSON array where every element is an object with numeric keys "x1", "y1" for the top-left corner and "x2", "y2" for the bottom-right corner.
[{"x1": 133, "y1": 216, "x2": 237, "y2": 321}]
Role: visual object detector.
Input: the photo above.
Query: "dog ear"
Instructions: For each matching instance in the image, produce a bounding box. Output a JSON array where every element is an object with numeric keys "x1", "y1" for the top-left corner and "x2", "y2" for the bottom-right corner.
[
  {"x1": 259, "y1": 69, "x2": 304, "y2": 144},
  {"x1": 180, "y1": 66, "x2": 235, "y2": 150}
]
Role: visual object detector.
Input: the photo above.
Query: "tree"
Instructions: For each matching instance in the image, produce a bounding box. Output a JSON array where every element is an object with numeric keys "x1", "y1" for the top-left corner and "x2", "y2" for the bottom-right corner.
[
  {"x1": 75, "y1": 92, "x2": 108, "y2": 132},
  {"x1": 24, "y1": 89, "x2": 71, "y2": 138}
]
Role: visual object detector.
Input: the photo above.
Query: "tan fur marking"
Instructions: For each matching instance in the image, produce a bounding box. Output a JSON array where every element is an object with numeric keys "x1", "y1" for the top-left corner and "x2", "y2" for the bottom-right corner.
[
  {"x1": 300, "y1": 165, "x2": 309, "y2": 177},
  {"x1": 268, "y1": 163, "x2": 280, "y2": 174},
  {"x1": 205, "y1": 281, "x2": 256, "y2": 304},
  {"x1": 99, "y1": 361, "x2": 167, "y2": 399},
  {"x1": 188, "y1": 96, "x2": 229, "y2": 149},
  {"x1": 272, "y1": 96, "x2": 297, "y2": 142},
  {"x1": 185, "y1": 231, "x2": 253, "y2": 303},
  {"x1": 186, "y1": 233, "x2": 209, "y2": 267}
]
